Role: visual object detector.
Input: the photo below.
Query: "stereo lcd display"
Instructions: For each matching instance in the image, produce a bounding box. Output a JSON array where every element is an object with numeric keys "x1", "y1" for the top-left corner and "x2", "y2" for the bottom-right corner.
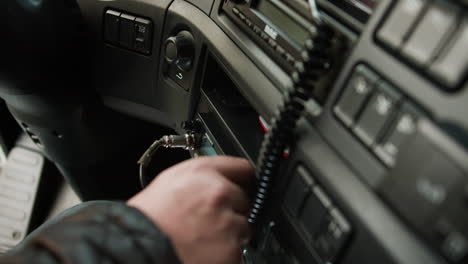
[{"x1": 256, "y1": 0, "x2": 309, "y2": 47}]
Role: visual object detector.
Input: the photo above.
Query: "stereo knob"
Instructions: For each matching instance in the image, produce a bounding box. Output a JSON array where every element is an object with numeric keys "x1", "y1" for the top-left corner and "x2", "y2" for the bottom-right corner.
[{"x1": 164, "y1": 30, "x2": 195, "y2": 71}]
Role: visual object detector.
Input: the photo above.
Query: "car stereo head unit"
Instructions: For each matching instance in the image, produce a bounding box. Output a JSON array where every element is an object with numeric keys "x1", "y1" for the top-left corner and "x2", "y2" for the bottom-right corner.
[
  {"x1": 222, "y1": 0, "x2": 375, "y2": 72},
  {"x1": 223, "y1": 0, "x2": 356, "y2": 103},
  {"x1": 223, "y1": 0, "x2": 319, "y2": 73}
]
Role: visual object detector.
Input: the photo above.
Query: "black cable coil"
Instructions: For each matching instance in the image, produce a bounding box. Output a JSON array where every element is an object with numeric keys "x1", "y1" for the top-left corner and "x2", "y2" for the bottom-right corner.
[{"x1": 248, "y1": 24, "x2": 335, "y2": 225}]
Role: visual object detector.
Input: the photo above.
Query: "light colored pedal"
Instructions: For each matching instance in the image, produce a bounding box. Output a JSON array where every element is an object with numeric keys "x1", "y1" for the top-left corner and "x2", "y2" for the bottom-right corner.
[
  {"x1": 0, "y1": 147, "x2": 44, "y2": 254},
  {"x1": 0, "y1": 144, "x2": 6, "y2": 171}
]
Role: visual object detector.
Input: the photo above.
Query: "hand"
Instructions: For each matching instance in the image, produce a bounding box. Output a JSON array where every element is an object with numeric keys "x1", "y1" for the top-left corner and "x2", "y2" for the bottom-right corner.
[{"x1": 127, "y1": 156, "x2": 255, "y2": 264}]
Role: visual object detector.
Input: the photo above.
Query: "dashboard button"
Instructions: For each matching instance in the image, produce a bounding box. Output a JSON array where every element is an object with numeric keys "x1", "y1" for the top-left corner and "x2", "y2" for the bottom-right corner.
[
  {"x1": 335, "y1": 65, "x2": 379, "y2": 127},
  {"x1": 119, "y1": 14, "x2": 136, "y2": 48},
  {"x1": 284, "y1": 166, "x2": 314, "y2": 217},
  {"x1": 285, "y1": 54, "x2": 295, "y2": 64},
  {"x1": 431, "y1": 18, "x2": 468, "y2": 87},
  {"x1": 442, "y1": 231, "x2": 468, "y2": 262},
  {"x1": 375, "y1": 104, "x2": 419, "y2": 167},
  {"x1": 314, "y1": 209, "x2": 351, "y2": 263},
  {"x1": 134, "y1": 17, "x2": 152, "y2": 54},
  {"x1": 267, "y1": 38, "x2": 277, "y2": 49},
  {"x1": 377, "y1": 0, "x2": 428, "y2": 50},
  {"x1": 165, "y1": 41, "x2": 178, "y2": 64},
  {"x1": 245, "y1": 19, "x2": 253, "y2": 28},
  {"x1": 104, "y1": 10, "x2": 121, "y2": 44},
  {"x1": 275, "y1": 46, "x2": 285, "y2": 56},
  {"x1": 253, "y1": 25, "x2": 262, "y2": 35},
  {"x1": 402, "y1": 0, "x2": 459, "y2": 66},
  {"x1": 239, "y1": 12, "x2": 246, "y2": 21},
  {"x1": 354, "y1": 82, "x2": 401, "y2": 146},
  {"x1": 232, "y1": 7, "x2": 240, "y2": 16},
  {"x1": 300, "y1": 190, "x2": 329, "y2": 240}
]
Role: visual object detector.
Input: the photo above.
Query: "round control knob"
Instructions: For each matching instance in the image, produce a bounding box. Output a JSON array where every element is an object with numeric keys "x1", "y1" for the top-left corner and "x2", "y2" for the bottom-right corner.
[{"x1": 164, "y1": 30, "x2": 195, "y2": 71}]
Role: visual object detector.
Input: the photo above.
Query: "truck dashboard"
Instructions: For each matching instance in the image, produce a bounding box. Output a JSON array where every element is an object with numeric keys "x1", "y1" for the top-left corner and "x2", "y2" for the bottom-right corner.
[{"x1": 0, "y1": 0, "x2": 467, "y2": 263}]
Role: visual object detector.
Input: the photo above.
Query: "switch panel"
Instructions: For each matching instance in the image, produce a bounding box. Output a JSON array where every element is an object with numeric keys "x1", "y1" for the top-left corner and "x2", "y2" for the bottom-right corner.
[
  {"x1": 283, "y1": 166, "x2": 352, "y2": 263},
  {"x1": 103, "y1": 10, "x2": 153, "y2": 55},
  {"x1": 335, "y1": 65, "x2": 427, "y2": 168},
  {"x1": 377, "y1": 0, "x2": 466, "y2": 90},
  {"x1": 382, "y1": 142, "x2": 462, "y2": 226},
  {"x1": 380, "y1": 121, "x2": 468, "y2": 262}
]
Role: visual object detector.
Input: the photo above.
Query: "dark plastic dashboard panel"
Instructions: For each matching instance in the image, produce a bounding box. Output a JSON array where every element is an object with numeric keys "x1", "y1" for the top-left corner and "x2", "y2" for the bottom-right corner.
[
  {"x1": 78, "y1": 0, "x2": 176, "y2": 126},
  {"x1": 74, "y1": 0, "x2": 467, "y2": 263},
  {"x1": 167, "y1": 0, "x2": 284, "y2": 120},
  {"x1": 208, "y1": 0, "x2": 460, "y2": 262},
  {"x1": 279, "y1": 121, "x2": 446, "y2": 264}
]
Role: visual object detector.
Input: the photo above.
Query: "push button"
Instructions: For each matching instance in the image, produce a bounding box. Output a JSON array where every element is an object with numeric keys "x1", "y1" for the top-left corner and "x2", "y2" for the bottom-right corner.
[
  {"x1": 285, "y1": 54, "x2": 295, "y2": 64},
  {"x1": 104, "y1": 10, "x2": 121, "y2": 43},
  {"x1": 275, "y1": 46, "x2": 285, "y2": 57},
  {"x1": 402, "y1": 0, "x2": 459, "y2": 66},
  {"x1": 300, "y1": 191, "x2": 329, "y2": 240},
  {"x1": 253, "y1": 25, "x2": 262, "y2": 35},
  {"x1": 335, "y1": 65, "x2": 379, "y2": 127},
  {"x1": 134, "y1": 17, "x2": 152, "y2": 54},
  {"x1": 245, "y1": 19, "x2": 253, "y2": 28},
  {"x1": 119, "y1": 14, "x2": 136, "y2": 49},
  {"x1": 377, "y1": 0, "x2": 428, "y2": 50},
  {"x1": 267, "y1": 39, "x2": 277, "y2": 49},
  {"x1": 375, "y1": 104, "x2": 419, "y2": 167},
  {"x1": 354, "y1": 82, "x2": 401, "y2": 146},
  {"x1": 284, "y1": 166, "x2": 314, "y2": 217},
  {"x1": 103, "y1": 10, "x2": 153, "y2": 55},
  {"x1": 239, "y1": 13, "x2": 246, "y2": 22},
  {"x1": 442, "y1": 231, "x2": 468, "y2": 262},
  {"x1": 313, "y1": 209, "x2": 351, "y2": 263},
  {"x1": 431, "y1": 18, "x2": 468, "y2": 87}
]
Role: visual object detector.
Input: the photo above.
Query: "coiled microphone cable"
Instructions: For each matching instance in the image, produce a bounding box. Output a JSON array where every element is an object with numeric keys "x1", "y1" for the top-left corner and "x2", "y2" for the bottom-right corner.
[{"x1": 247, "y1": 10, "x2": 335, "y2": 225}]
